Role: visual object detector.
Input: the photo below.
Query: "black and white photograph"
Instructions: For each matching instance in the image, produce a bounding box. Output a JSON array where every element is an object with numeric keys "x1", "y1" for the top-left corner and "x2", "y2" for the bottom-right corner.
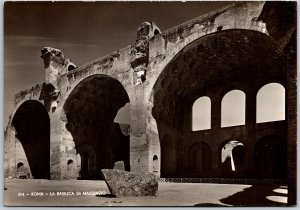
[{"x1": 3, "y1": 0, "x2": 297, "y2": 206}]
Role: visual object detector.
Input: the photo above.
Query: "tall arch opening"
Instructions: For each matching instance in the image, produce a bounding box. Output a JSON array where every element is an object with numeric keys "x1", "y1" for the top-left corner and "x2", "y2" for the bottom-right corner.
[
  {"x1": 192, "y1": 96, "x2": 211, "y2": 131},
  {"x1": 67, "y1": 160, "x2": 74, "y2": 171},
  {"x1": 64, "y1": 75, "x2": 130, "y2": 180},
  {"x1": 152, "y1": 155, "x2": 159, "y2": 173},
  {"x1": 17, "y1": 162, "x2": 24, "y2": 172},
  {"x1": 257, "y1": 83, "x2": 285, "y2": 123},
  {"x1": 12, "y1": 100, "x2": 50, "y2": 179},
  {"x1": 221, "y1": 90, "x2": 246, "y2": 128},
  {"x1": 254, "y1": 135, "x2": 287, "y2": 179},
  {"x1": 67, "y1": 64, "x2": 76, "y2": 71},
  {"x1": 219, "y1": 140, "x2": 245, "y2": 178}
]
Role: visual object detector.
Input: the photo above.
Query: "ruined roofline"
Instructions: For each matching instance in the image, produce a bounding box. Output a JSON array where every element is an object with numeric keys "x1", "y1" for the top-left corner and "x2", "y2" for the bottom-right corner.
[
  {"x1": 14, "y1": 83, "x2": 44, "y2": 105},
  {"x1": 12, "y1": 1, "x2": 250, "y2": 101},
  {"x1": 158, "y1": 1, "x2": 238, "y2": 37},
  {"x1": 60, "y1": 1, "x2": 240, "y2": 77},
  {"x1": 62, "y1": 49, "x2": 123, "y2": 77}
]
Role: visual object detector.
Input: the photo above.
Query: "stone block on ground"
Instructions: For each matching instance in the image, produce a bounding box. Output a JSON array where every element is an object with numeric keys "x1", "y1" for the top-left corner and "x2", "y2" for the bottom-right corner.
[
  {"x1": 113, "y1": 161, "x2": 125, "y2": 170},
  {"x1": 101, "y1": 169, "x2": 158, "y2": 197}
]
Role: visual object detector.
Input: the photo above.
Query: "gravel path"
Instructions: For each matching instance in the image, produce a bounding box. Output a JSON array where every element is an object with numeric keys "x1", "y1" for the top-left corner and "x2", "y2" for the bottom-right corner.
[{"x1": 3, "y1": 179, "x2": 287, "y2": 206}]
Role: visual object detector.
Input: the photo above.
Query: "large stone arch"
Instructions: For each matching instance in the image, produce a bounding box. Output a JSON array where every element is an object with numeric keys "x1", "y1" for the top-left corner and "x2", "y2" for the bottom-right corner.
[
  {"x1": 152, "y1": 30, "x2": 285, "y2": 128},
  {"x1": 151, "y1": 29, "x2": 285, "y2": 133},
  {"x1": 3, "y1": 0, "x2": 296, "y2": 204},
  {"x1": 148, "y1": 29, "x2": 286, "y2": 178},
  {"x1": 9, "y1": 100, "x2": 50, "y2": 179},
  {"x1": 60, "y1": 74, "x2": 130, "y2": 180},
  {"x1": 4, "y1": 83, "x2": 54, "y2": 179}
]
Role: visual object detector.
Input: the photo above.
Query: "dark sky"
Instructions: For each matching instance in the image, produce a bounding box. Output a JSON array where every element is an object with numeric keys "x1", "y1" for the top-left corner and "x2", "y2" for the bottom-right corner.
[{"x1": 4, "y1": 1, "x2": 231, "y2": 125}]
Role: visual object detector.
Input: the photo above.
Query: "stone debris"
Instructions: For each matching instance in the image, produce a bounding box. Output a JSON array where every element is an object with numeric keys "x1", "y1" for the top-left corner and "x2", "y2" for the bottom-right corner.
[
  {"x1": 113, "y1": 161, "x2": 125, "y2": 170},
  {"x1": 101, "y1": 169, "x2": 158, "y2": 197}
]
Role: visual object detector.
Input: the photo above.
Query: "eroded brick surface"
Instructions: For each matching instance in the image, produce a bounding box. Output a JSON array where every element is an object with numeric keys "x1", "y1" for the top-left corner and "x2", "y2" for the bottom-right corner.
[{"x1": 4, "y1": 1, "x2": 296, "y2": 205}]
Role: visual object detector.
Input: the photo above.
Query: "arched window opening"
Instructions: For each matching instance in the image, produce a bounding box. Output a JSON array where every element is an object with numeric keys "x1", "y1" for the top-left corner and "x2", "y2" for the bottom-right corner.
[
  {"x1": 67, "y1": 159, "x2": 74, "y2": 172},
  {"x1": 154, "y1": 29, "x2": 160, "y2": 35},
  {"x1": 257, "y1": 83, "x2": 285, "y2": 123},
  {"x1": 221, "y1": 90, "x2": 245, "y2": 128},
  {"x1": 153, "y1": 155, "x2": 159, "y2": 173},
  {"x1": 17, "y1": 162, "x2": 24, "y2": 172},
  {"x1": 220, "y1": 140, "x2": 245, "y2": 178},
  {"x1": 67, "y1": 64, "x2": 76, "y2": 71},
  {"x1": 192, "y1": 96, "x2": 211, "y2": 131},
  {"x1": 16, "y1": 161, "x2": 29, "y2": 178}
]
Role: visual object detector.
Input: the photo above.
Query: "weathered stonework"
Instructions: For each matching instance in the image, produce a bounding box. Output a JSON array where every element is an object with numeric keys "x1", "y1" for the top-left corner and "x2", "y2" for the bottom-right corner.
[
  {"x1": 101, "y1": 169, "x2": 158, "y2": 197},
  {"x1": 4, "y1": 1, "x2": 296, "y2": 205}
]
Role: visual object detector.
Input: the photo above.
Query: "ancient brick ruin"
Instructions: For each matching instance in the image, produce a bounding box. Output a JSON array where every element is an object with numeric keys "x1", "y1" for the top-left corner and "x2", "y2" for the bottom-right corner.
[{"x1": 4, "y1": 1, "x2": 296, "y2": 205}]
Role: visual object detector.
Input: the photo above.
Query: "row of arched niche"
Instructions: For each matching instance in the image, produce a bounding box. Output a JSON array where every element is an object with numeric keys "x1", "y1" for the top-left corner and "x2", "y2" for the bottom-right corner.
[
  {"x1": 156, "y1": 82, "x2": 286, "y2": 179},
  {"x1": 159, "y1": 134, "x2": 287, "y2": 179},
  {"x1": 192, "y1": 83, "x2": 285, "y2": 131}
]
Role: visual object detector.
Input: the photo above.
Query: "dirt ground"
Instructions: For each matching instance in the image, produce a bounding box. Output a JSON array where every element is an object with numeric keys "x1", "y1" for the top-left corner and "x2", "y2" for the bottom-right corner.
[{"x1": 3, "y1": 179, "x2": 288, "y2": 207}]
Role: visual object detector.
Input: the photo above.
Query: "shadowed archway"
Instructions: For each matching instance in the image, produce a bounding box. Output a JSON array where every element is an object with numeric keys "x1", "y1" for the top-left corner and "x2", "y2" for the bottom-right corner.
[
  {"x1": 12, "y1": 100, "x2": 50, "y2": 179},
  {"x1": 64, "y1": 75, "x2": 130, "y2": 179},
  {"x1": 254, "y1": 135, "x2": 287, "y2": 179}
]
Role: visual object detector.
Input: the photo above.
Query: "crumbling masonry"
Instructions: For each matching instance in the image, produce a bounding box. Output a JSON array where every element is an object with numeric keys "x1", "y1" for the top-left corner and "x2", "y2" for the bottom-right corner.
[{"x1": 4, "y1": 1, "x2": 296, "y2": 205}]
